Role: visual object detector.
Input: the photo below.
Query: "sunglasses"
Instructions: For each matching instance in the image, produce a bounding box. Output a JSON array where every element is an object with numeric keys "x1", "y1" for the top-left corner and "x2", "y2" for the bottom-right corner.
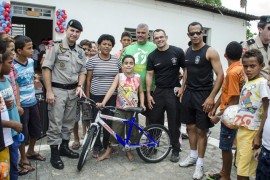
[{"x1": 188, "y1": 31, "x2": 203, "y2": 36}]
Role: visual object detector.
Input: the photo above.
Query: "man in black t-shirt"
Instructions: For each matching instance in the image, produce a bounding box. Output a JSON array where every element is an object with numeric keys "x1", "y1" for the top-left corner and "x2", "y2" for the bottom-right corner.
[{"x1": 146, "y1": 29, "x2": 185, "y2": 163}]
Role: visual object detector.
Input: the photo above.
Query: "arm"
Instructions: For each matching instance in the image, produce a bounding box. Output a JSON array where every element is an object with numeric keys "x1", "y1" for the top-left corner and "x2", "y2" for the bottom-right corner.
[
  {"x1": 146, "y1": 70, "x2": 155, "y2": 109},
  {"x1": 203, "y1": 47, "x2": 224, "y2": 112},
  {"x1": 15, "y1": 82, "x2": 24, "y2": 116},
  {"x1": 75, "y1": 74, "x2": 86, "y2": 98},
  {"x1": 253, "y1": 97, "x2": 269, "y2": 150},
  {"x1": 1, "y1": 120, "x2": 22, "y2": 133},
  {"x1": 42, "y1": 67, "x2": 55, "y2": 104},
  {"x1": 177, "y1": 67, "x2": 187, "y2": 102},
  {"x1": 96, "y1": 75, "x2": 119, "y2": 107},
  {"x1": 85, "y1": 71, "x2": 93, "y2": 98},
  {"x1": 139, "y1": 83, "x2": 146, "y2": 111}
]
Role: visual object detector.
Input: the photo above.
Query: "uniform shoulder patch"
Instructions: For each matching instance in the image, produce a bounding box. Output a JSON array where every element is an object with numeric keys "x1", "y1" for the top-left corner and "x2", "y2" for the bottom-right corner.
[{"x1": 247, "y1": 39, "x2": 255, "y2": 45}]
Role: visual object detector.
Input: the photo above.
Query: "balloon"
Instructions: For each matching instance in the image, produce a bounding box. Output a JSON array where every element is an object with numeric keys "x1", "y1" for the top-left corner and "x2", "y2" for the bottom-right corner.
[
  {"x1": 57, "y1": 15, "x2": 61, "y2": 19},
  {"x1": 0, "y1": 27, "x2": 2, "y2": 31},
  {"x1": 5, "y1": 8, "x2": 10, "y2": 13},
  {"x1": 2, "y1": 11, "x2": 8, "y2": 17},
  {"x1": 7, "y1": 23, "x2": 11, "y2": 28},
  {"x1": 0, "y1": 15, "x2": 4, "y2": 19},
  {"x1": 4, "y1": 27, "x2": 9, "y2": 32},
  {"x1": 57, "y1": 21, "x2": 61, "y2": 25},
  {"x1": 61, "y1": 22, "x2": 66, "y2": 26},
  {"x1": 5, "y1": 20, "x2": 9, "y2": 24},
  {"x1": 1, "y1": 30, "x2": 6, "y2": 34},
  {"x1": 56, "y1": 11, "x2": 60, "y2": 16},
  {"x1": 8, "y1": 13, "x2": 12, "y2": 18},
  {"x1": 55, "y1": 27, "x2": 60, "y2": 32},
  {"x1": 62, "y1": 9, "x2": 66, "y2": 13},
  {"x1": 60, "y1": 29, "x2": 64, "y2": 33},
  {"x1": 0, "y1": 7, "x2": 4, "y2": 12},
  {"x1": 1, "y1": 1, "x2": 6, "y2": 6},
  {"x1": 60, "y1": 11, "x2": 64, "y2": 16},
  {"x1": 1, "y1": 20, "x2": 5, "y2": 23},
  {"x1": 57, "y1": 9, "x2": 62, "y2": 12},
  {"x1": 59, "y1": 18, "x2": 64, "y2": 23},
  {"x1": 2, "y1": 23, "x2": 6, "y2": 28},
  {"x1": 5, "y1": 17, "x2": 9, "y2": 21},
  {"x1": 62, "y1": 14, "x2": 67, "y2": 19},
  {"x1": 59, "y1": 25, "x2": 63, "y2": 29},
  {"x1": 4, "y1": 3, "x2": 10, "y2": 9}
]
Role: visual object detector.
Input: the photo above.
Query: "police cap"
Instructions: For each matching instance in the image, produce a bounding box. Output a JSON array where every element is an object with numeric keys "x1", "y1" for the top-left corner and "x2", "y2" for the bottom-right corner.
[
  {"x1": 259, "y1": 15, "x2": 270, "y2": 24},
  {"x1": 67, "y1": 19, "x2": 83, "y2": 32}
]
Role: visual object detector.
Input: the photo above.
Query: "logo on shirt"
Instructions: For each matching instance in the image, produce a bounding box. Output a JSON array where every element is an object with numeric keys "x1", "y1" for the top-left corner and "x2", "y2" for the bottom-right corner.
[
  {"x1": 134, "y1": 48, "x2": 148, "y2": 64},
  {"x1": 171, "y1": 57, "x2": 177, "y2": 65},
  {"x1": 195, "y1": 56, "x2": 200, "y2": 64}
]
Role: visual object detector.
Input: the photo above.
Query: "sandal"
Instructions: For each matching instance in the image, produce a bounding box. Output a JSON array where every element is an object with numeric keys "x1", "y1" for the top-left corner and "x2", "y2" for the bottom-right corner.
[
  {"x1": 19, "y1": 162, "x2": 35, "y2": 172},
  {"x1": 206, "y1": 172, "x2": 222, "y2": 180},
  {"x1": 27, "y1": 153, "x2": 46, "y2": 161},
  {"x1": 18, "y1": 167, "x2": 29, "y2": 176},
  {"x1": 71, "y1": 141, "x2": 81, "y2": 150}
]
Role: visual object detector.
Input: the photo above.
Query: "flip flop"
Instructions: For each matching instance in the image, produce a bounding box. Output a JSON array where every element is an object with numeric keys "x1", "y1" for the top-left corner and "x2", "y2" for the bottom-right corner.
[
  {"x1": 18, "y1": 167, "x2": 29, "y2": 176},
  {"x1": 206, "y1": 172, "x2": 221, "y2": 180},
  {"x1": 27, "y1": 153, "x2": 46, "y2": 161},
  {"x1": 19, "y1": 162, "x2": 35, "y2": 172}
]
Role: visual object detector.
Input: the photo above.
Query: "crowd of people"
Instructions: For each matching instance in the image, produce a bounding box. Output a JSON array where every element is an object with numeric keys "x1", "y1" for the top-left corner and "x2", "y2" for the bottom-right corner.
[{"x1": 0, "y1": 14, "x2": 269, "y2": 180}]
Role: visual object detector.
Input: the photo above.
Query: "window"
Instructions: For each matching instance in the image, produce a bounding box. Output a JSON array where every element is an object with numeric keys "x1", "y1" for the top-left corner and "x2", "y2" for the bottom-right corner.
[
  {"x1": 124, "y1": 28, "x2": 154, "y2": 42},
  {"x1": 11, "y1": 24, "x2": 25, "y2": 36}
]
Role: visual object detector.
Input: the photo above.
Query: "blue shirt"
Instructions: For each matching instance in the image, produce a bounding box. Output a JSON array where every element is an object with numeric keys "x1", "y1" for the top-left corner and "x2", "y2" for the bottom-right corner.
[{"x1": 14, "y1": 58, "x2": 37, "y2": 107}]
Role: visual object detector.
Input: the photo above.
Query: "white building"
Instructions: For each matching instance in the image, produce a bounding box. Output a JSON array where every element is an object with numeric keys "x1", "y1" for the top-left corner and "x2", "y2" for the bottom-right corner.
[{"x1": 10, "y1": 0, "x2": 257, "y2": 70}]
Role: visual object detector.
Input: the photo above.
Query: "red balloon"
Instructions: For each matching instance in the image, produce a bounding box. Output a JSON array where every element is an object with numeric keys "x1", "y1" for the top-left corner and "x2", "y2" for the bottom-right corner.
[
  {"x1": 1, "y1": 30, "x2": 6, "y2": 34},
  {"x1": 5, "y1": 8, "x2": 10, "y2": 13},
  {"x1": 4, "y1": 27, "x2": 9, "y2": 32},
  {"x1": 0, "y1": 23, "x2": 2, "y2": 27},
  {"x1": 60, "y1": 29, "x2": 64, "y2": 33},
  {"x1": 56, "y1": 21, "x2": 61, "y2": 25},
  {"x1": 5, "y1": 17, "x2": 10, "y2": 21},
  {"x1": 62, "y1": 9, "x2": 66, "y2": 13},
  {"x1": 2, "y1": 11, "x2": 8, "y2": 17},
  {"x1": 59, "y1": 18, "x2": 64, "y2": 23},
  {"x1": 4, "y1": 3, "x2": 11, "y2": 9},
  {"x1": 58, "y1": 25, "x2": 63, "y2": 29},
  {"x1": 7, "y1": 23, "x2": 11, "y2": 28},
  {"x1": 56, "y1": 11, "x2": 60, "y2": 16},
  {"x1": 62, "y1": 15, "x2": 67, "y2": 19}
]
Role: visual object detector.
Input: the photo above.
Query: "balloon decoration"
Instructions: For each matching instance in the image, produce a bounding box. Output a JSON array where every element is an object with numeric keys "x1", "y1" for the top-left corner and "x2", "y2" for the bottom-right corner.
[
  {"x1": 0, "y1": 1, "x2": 12, "y2": 34},
  {"x1": 55, "y1": 9, "x2": 67, "y2": 33}
]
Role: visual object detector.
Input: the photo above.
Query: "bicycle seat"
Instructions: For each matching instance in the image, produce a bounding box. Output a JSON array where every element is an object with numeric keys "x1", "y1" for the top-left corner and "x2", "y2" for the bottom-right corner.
[{"x1": 124, "y1": 107, "x2": 144, "y2": 113}]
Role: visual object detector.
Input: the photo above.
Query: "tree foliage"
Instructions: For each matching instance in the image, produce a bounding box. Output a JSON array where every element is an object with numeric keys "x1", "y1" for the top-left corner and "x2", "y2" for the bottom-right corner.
[{"x1": 197, "y1": 0, "x2": 222, "y2": 7}]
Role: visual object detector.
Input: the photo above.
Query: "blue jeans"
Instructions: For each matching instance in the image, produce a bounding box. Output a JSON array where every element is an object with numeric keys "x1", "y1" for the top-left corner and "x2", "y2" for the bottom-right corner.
[
  {"x1": 9, "y1": 135, "x2": 19, "y2": 180},
  {"x1": 256, "y1": 146, "x2": 270, "y2": 180}
]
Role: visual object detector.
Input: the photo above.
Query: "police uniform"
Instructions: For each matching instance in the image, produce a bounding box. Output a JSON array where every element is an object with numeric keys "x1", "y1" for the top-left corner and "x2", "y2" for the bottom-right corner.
[
  {"x1": 242, "y1": 16, "x2": 270, "y2": 79},
  {"x1": 42, "y1": 37, "x2": 86, "y2": 145}
]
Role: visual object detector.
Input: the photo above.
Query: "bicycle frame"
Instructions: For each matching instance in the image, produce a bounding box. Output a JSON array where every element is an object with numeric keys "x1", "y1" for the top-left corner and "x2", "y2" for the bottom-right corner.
[{"x1": 90, "y1": 110, "x2": 158, "y2": 149}]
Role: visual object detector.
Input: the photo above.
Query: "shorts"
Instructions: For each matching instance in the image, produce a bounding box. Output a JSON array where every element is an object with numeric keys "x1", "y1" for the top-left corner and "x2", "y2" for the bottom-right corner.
[
  {"x1": 219, "y1": 123, "x2": 236, "y2": 151},
  {"x1": 21, "y1": 103, "x2": 42, "y2": 141},
  {"x1": 181, "y1": 89, "x2": 214, "y2": 129},
  {"x1": 109, "y1": 109, "x2": 136, "y2": 144},
  {"x1": 236, "y1": 127, "x2": 257, "y2": 177},
  {"x1": 256, "y1": 146, "x2": 270, "y2": 180},
  {"x1": 0, "y1": 147, "x2": 10, "y2": 180}
]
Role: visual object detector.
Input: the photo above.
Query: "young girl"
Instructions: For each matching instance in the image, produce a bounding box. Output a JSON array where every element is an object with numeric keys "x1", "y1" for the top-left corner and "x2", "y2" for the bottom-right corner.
[{"x1": 97, "y1": 55, "x2": 145, "y2": 161}]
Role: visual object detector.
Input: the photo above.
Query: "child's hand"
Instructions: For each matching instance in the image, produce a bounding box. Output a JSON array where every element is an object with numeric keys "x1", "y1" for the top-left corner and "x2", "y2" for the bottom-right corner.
[
  {"x1": 252, "y1": 135, "x2": 261, "y2": 150},
  {"x1": 11, "y1": 121, "x2": 22, "y2": 133},
  {"x1": 140, "y1": 105, "x2": 146, "y2": 111},
  {"x1": 17, "y1": 106, "x2": 24, "y2": 116},
  {"x1": 96, "y1": 103, "x2": 104, "y2": 108},
  {"x1": 5, "y1": 99, "x2": 13, "y2": 110},
  {"x1": 210, "y1": 116, "x2": 220, "y2": 125},
  {"x1": 254, "y1": 148, "x2": 261, "y2": 161}
]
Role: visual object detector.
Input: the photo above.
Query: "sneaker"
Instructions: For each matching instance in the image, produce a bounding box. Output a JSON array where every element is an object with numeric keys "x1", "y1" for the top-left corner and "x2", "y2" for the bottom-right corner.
[
  {"x1": 179, "y1": 155, "x2": 197, "y2": 167},
  {"x1": 170, "y1": 152, "x2": 180, "y2": 162},
  {"x1": 193, "y1": 166, "x2": 204, "y2": 180}
]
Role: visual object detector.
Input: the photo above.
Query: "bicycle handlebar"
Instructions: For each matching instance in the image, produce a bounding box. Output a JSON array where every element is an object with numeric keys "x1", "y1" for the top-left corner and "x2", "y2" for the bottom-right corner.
[{"x1": 78, "y1": 96, "x2": 117, "y2": 113}]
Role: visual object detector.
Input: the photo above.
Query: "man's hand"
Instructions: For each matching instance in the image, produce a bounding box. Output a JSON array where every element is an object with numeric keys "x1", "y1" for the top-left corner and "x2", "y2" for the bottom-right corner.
[
  {"x1": 5, "y1": 99, "x2": 13, "y2": 109},
  {"x1": 177, "y1": 87, "x2": 184, "y2": 102},
  {"x1": 96, "y1": 102, "x2": 105, "y2": 108},
  {"x1": 75, "y1": 87, "x2": 85, "y2": 98},
  {"x1": 254, "y1": 148, "x2": 261, "y2": 161},
  {"x1": 17, "y1": 106, "x2": 24, "y2": 116},
  {"x1": 11, "y1": 121, "x2": 22, "y2": 133},
  {"x1": 202, "y1": 96, "x2": 214, "y2": 113},
  {"x1": 147, "y1": 95, "x2": 155, "y2": 109},
  {"x1": 46, "y1": 91, "x2": 55, "y2": 104},
  {"x1": 252, "y1": 135, "x2": 261, "y2": 150}
]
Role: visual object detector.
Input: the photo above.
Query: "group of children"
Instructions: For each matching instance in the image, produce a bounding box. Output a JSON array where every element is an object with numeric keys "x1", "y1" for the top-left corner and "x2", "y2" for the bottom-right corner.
[
  {"x1": 0, "y1": 34, "x2": 46, "y2": 179},
  {"x1": 206, "y1": 41, "x2": 270, "y2": 180}
]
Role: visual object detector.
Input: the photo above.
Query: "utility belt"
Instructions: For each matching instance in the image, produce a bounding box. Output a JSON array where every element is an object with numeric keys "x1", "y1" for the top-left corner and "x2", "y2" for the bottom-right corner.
[{"x1": 52, "y1": 82, "x2": 77, "y2": 90}]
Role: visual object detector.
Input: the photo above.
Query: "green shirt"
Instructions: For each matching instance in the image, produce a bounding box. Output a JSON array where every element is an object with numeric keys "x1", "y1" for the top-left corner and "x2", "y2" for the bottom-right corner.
[{"x1": 121, "y1": 41, "x2": 156, "y2": 91}]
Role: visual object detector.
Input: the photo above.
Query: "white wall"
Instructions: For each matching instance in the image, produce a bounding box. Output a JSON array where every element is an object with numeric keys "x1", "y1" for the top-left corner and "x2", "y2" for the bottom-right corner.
[{"x1": 10, "y1": 0, "x2": 247, "y2": 70}]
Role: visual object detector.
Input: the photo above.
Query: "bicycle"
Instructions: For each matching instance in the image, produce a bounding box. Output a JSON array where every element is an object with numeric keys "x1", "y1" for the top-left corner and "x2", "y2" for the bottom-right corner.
[{"x1": 77, "y1": 97, "x2": 172, "y2": 171}]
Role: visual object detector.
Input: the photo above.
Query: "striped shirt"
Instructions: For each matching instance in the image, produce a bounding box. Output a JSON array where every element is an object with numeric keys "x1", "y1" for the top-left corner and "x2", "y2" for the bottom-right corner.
[
  {"x1": 14, "y1": 58, "x2": 37, "y2": 107},
  {"x1": 86, "y1": 54, "x2": 121, "y2": 95}
]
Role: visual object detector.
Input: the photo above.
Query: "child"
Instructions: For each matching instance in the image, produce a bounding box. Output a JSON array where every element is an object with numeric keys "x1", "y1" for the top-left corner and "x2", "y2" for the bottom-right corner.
[
  {"x1": 233, "y1": 49, "x2": 268, "y2": 179},
  {"x1": 207, "y1": 41, "x2": 246, "y2": 179},
  {"x1": 0, "y1": 50, "x2": 25, "y2": 178},
  {"x1": 72, "y1": 39, "x2": 93, "y2": 150},
  {"x1": 97, "y1": 55, "x2": 145, "y2": 161},
  {"x1": 14, "y1": 36, "x2": 45, "y2": 172},
  {"x1": 254, "y1": 60, "x2": 270, "y2": 180},
  {"x1": 114, "y1": 32, "x2": 132, "y2": 59},
  {"x1": 89, "y1": 41, "x2": 98, "y2": 58}
]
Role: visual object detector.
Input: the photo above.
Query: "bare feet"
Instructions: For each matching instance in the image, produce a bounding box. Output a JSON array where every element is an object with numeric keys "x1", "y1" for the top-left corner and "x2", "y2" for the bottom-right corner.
[
  {"x1": 126, "y1": 151, "x2": 134, "y2": 161},
  {"x1": 98, "y1": 148, "x2": 112, "y2": 161}
]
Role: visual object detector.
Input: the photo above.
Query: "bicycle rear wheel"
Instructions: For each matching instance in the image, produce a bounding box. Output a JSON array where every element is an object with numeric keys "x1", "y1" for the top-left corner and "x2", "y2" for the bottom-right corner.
[
  {"x1": 136, "y1": 124, "x2": 171, "y2": 163},
  {"x1": 77, "y1": 126, "x2": 96, "y2": 171}
]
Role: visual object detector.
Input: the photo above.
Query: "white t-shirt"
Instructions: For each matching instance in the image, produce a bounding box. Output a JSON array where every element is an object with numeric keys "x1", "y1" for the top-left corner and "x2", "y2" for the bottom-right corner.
[
  {"x1": 0, "y1": 93, "x2": 13, "y2": 147},
  {"x1": 262, "y1": 98, "x2": 270, "y2": 150}
]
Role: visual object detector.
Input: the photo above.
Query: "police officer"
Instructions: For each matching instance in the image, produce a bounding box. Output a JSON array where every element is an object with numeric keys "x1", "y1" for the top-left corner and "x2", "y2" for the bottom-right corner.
[
  {"x1": 242, "y1": 15, "x2": 270, "y2": 79},
  {"x1": 42, "y1": 19, "x2": 86, "y2": 170}
]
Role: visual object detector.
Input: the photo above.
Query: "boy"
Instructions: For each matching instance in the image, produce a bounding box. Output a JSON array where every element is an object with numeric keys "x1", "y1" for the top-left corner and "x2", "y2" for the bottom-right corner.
[
  {"x1": 114, "y1": 31, "x2": 132, "y2": 59},
  {"x1": 254, "y1": 60, "x2": 270, "y2": 180},
  {"x1": 207, "y1": 41, "x2": 246, "y2": 179},
  {"x1": 0, "y1": 50, "x2": 24, "y2": 178},
  {"x1": 233, "y1": 49, "x2": 268, "y2": 179},
  {"x1": 14, "y1": 36, "x2": 45, "y2": 172},
  {"x1": 72, "y1": 39, "x2": 93, "y2": 149}
]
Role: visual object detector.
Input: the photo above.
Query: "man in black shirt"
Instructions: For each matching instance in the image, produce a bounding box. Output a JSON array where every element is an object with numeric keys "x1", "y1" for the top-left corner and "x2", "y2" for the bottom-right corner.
[
  {"x1": 178, "y1": 22, "x2": 224, "y2": 180},
  {"x1": 146, "y1": 29, "x2": 185, "y2": 163}
]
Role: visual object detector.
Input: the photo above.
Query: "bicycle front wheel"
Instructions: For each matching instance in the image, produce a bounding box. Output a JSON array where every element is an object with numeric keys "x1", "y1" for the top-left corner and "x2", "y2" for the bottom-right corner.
[
  {"x1": 77, "y1": 126, "x2": 96, "y2": 171},
  {"x1": 136, "y1": 124, "x2": 171, "y2": 163}
]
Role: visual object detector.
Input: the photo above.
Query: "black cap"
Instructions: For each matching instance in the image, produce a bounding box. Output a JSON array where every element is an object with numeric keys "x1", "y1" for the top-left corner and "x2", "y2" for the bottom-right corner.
[
  {"x1": 67, "y1": 19, "x2": 83, "y2": 31},
  {"x1": 259, "y1": 15, "x2": 270, "y2": 24}
]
